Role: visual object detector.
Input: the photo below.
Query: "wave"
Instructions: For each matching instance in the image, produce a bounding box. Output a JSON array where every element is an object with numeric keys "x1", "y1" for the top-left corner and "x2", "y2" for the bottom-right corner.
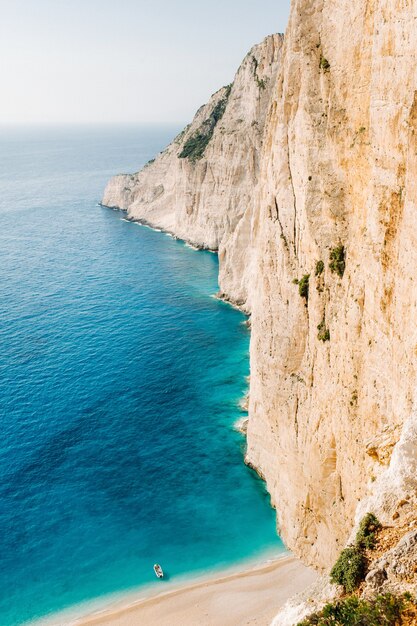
[{"x1": 184, "y1": 242, "x2": 199, "y2": 251}]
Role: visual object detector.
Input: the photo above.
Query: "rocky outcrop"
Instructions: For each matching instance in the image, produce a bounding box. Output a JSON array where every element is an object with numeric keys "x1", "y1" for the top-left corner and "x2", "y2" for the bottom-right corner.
[
  {"x1": 103, "y1": 33, "x2": 283, "y2": 309},
  {"x1": 364, "y1": 529, "x2": 417, "y2": 597},
  {"x1": 272, "y1": 411, "x2": 417, "y2": 623}
]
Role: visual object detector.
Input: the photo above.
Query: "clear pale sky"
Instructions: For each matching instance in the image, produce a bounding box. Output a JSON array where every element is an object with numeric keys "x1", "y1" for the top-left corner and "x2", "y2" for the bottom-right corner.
[{"x1": 0, "y1": 0, "x2": 290, "y2": 125}]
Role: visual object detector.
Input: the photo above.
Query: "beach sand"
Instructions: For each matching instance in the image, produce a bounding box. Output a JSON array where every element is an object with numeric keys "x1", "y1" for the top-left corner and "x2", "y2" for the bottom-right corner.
[{"x1": 74, "y1": 555, "x2": 316, "y2": 626}]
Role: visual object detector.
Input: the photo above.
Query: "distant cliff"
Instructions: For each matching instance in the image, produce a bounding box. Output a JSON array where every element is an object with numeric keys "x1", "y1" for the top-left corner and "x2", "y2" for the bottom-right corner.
[
  {"x1": 103, "y1": 34, "x2": 283, "y2": 309},
  {"x1": 104, "y1": 0, "x2": 417, "y2": 606}
]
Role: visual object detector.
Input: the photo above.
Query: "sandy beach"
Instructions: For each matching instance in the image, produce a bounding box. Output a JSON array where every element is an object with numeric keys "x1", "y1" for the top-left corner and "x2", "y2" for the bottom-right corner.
[{"x1": 73, "y1": 555, "x2": 316, "y2": 626}]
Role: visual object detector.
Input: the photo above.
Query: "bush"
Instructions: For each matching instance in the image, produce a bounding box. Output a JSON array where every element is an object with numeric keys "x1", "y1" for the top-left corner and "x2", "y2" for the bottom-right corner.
[
  {"x1": 328, "y1": 513, "x2": 381, "y2": 594},
  {"x1": 178, "y1": 132, "x2": 211, "y2": 161},
  {"x1": 330, "y1": 546, "x2": 366, "y2": 593},
  {"x1": 356, "y1": 513, "x2": 381, "y2": 550},
  {"x1": 317, "y1": 319, "x2": 330, "y2": 342},
  {"x1": 298, "y1": 593, "x2": 413, "y2": 626},
  {"x1": 329, "y1": 245, "x2": 345, "y2": 278},
  {"x1": 298, "y1": 274, "x2": 310, "y2": 300},
  {"x1": 251, "y1": 55, "x2": 268, "y2": 90},
  {"x1": 315, "y1": 260, "x2": 324, "y2": 276},
  {"x1": 179, "y1": 85, "x2": 232, "y2": 161},
  {"x1": 320, "y1": 55, "x2": 330, "y2": 71}
]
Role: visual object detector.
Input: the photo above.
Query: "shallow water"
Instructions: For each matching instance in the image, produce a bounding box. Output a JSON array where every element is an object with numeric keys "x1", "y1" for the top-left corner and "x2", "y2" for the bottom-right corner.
[{"x1": 0, "y1": 126, "x2": 283, "y2": 625}]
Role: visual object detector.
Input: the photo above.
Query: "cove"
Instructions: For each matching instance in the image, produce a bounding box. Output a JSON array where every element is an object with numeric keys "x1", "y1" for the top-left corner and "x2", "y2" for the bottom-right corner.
[{"x1": 0, "y1": 126, "x2": 283, "y2": 625}]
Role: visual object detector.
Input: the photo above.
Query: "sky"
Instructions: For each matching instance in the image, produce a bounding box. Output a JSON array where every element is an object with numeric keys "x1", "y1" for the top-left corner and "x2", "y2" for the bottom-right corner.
[{"x1": 0, "y1": 0, "x2": 290, "y2": 125}]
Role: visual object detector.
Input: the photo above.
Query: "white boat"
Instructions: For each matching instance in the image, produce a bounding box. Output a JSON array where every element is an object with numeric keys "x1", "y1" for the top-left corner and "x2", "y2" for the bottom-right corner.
[{"x1": 153, "y1": 563, "x2": 164, "y2": 578}]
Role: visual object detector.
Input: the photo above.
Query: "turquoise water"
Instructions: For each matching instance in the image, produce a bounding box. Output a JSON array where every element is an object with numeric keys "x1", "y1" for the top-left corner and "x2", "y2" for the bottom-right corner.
[{"x1": 0, "y1": 126, "x2": 283, "y2": 625}]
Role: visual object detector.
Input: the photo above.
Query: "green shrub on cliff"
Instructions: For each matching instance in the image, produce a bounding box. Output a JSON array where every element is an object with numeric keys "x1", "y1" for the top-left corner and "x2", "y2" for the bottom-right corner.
[
  {"x1": 178, "y1": 133, "x2": 211, "y2": 161},
  {"x1": 297, "y1": 593, "x2": 415, "y2": 626},
  {"x1": 329, "y1": 245, "x2": 346, "y2": 278},
  {"x1": 356, "y1": 512, "x2": 381, "y2": 550},
  {"x1": 298, "y1": 274, "x2": 310, "y2": 300},
  {"x1": 315, "y1": 260, "x2": 324, "y2": 276},
  {"x1": 320, "y1": 55, "x2": 330, "y2": 71},
  {"x1": 299, "y1": 511, "x2": 391, "y2": 624},
  {"x1": 317, "y1": 319, "x2": 330, "y2": 342},
  {"x1": 293, "y1": 275, "x2": 310, "y2": 300},
  {"x1": 251, "y1": 54, "x2": 268, "y2": 90},
  {"x1": 329, "y1": 513, "x2": 381, "y2": 594},
  {"x1": 179, "y1": 85, "x2": 232, "y2": 161},
  {"x1": 330, "y1": 546, "x2": 366, "y2": 593}
]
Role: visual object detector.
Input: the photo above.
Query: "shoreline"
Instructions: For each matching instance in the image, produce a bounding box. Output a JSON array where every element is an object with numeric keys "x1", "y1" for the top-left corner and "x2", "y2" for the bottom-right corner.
[
  {"x1": 105, "y1": 202, "x2": 250, "y2": 314},
  {"x1": 101, "y1": 203, "x2": 218, "y2": 254},
  {"x1": 56, "y1": 206, "x2": 318, "y2": 625},
  {"x1": 64, "y1": 553, "x2": 316, "y2": 626},
  {"x1": 34, "y1": 550, "x2": 285, "y2": 625}
]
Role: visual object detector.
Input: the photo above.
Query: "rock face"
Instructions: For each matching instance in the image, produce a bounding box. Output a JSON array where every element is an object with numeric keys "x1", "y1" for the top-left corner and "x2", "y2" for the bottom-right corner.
[
  {"x1": 245, "y1": 0, "x2": 417, "y2": 570},
  {"x1": 103, "y1": 33, "x2": 284, "y2": 309},
  {"x1": 103, "y1": 0, "x2": 417, "y2": 578},
  {"x1": 364, "y1": 529, "x2": 417, "y2": 597},
  {"x1": 272, "y1": 412, "x2": 417, "y2": 624}
]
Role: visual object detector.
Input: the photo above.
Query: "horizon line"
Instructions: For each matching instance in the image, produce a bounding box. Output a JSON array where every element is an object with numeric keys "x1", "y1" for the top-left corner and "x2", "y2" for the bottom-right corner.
[{"x1": 0, "y1": 121, "x2": 187, "y2": 128}]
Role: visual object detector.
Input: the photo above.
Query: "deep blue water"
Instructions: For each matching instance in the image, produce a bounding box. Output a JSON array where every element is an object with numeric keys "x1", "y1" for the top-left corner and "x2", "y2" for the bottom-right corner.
[{"x1": 0, "y1": 126, "x2": 282, "y2": 625}]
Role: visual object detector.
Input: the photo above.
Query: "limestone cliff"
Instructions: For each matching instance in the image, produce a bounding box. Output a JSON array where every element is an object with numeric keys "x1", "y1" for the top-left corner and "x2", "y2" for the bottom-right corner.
[
  {"x1": 103, "y1": 0, "x2": 417, "y2": 584},
  {"x1": 246, "y1": 0, "x2": 417, "y2": 572},
  {"x1": 103, "y1": 33, "x2": 283, "y2": 309}
]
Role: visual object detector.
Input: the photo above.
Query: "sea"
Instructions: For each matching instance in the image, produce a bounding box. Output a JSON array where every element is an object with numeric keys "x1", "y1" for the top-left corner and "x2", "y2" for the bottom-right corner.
[{"x1": 0, "y1": 126, "x2": 283, "y2": 625}]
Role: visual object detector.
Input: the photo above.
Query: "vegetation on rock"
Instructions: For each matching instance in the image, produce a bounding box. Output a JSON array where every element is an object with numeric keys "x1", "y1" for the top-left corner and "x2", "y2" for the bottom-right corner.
[
  {"x1": 330, "y1": 513, "x2": 381, "y2": 592},
  {"x1": 179, "y1": 85, "x2": 232, "y2": 161},
  {"x1": 251, "y1": 55, "x2": 268, "y2": 90},
  {"x1": 301, "y1": 515, "x2": 413, "y2": 625},
  {"x1": 329, "y1": 245, "x2": 346, "y2": 278},
  {"x1": 297, "y1": 593, "x2": 417, "y2": 626},
  {"x1": 317, "y1": 319, "x2": 330, "y2": 342},
  {"x1": 320, "y1": 55, "x2": 330, "y2": 71},
  {"x1": 330, "y1": 546, "x2": 366, "y2": 593},
  {"x1": 297, "y1": 274, "x2": 310, "y2": 300},
  {"x1": 315, "y1": 260, "x2": 324, "y2": 276},
  {"x1": 356, "y1": 513, "x2": 381, "y2": 550}
]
